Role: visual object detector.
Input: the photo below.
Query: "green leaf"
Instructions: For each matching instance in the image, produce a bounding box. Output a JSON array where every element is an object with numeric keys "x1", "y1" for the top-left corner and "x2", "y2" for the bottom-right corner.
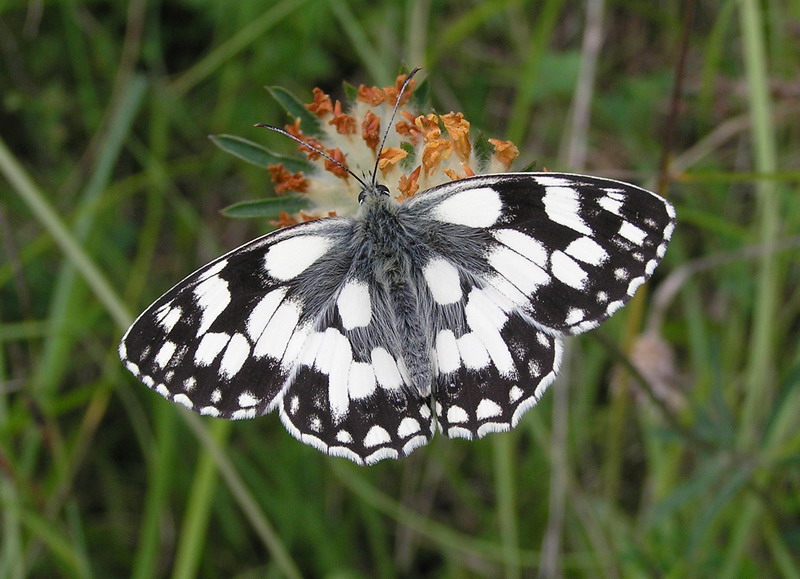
[
  {"x1": 410, "y1": 78, "x2": 431, "y2": 111},
  {"x1": 400, "y1": 142, "x2": 417, "y2": 172},
  {"x1": 473, "y1": 133, "x2": 492, "y2": 173},
  {"x1": 265, "y1": 86, "x2": 322, "y2": 136},
  {"x1": 220, "y1": 195, "x2": 309, "y2": 219},
  {"x1": 342, "y1": 80, "x2": 358, "y2": 103},
  {"x1": 209, "y1": 134, "x2": 312, "y2": 173}
]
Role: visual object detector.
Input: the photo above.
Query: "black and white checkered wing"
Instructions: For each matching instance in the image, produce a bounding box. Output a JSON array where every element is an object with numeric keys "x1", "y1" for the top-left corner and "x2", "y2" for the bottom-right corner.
[
  {"x1": 402, "y1": 172, "x2": 675, "y2": 439},
  {"x1": 120, "y1": 218, "x2": 434, "y2": 464},
  {"x1": 120, "y1": 219, "x2": 346, "y2": 419}
]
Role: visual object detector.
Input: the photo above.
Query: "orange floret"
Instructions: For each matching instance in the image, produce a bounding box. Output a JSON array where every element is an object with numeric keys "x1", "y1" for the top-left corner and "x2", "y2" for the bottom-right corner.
[
  {"x1": 268, "y1": 164, "x2": 308, "y2": 194},
  {"x1": 488, "y1": 138, "x2": 520, "y2": 170},
  {"x1": 397, "y1": 165, "x2": 422, "y2": 200},
  {"x1": 362, "y1": 110, "x2": 381, "y2": 151},
  {"x1": 306, "y1": 88, "x2": 334, "y2": 117},
  {"x1": 377, "y1": 147, "x2": 408, "y2": 174},
  {"x1": 441, "y1": 112, "x2": 471, "y2": 161},
  {"x1": 328, "y1": 100, "x2": 356, "y2": 135}
]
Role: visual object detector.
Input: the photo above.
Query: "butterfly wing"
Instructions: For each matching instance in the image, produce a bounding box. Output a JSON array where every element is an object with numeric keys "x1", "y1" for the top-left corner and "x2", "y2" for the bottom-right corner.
[
  {"x1": 405, "y1": 172, "x2": 675, "y2": 335},
  {"x1": 275, "y1": 274, "x2": 435, "y2": 465},
  {"x1": 120, "y1": 217, "x2": 434, "y2": 464},
  {"x1": 428, "y1": 285, "x2": 564, "y2": 439},
  {"x1": 402, "y1": 172, "x2": 674, "y2": 438}
]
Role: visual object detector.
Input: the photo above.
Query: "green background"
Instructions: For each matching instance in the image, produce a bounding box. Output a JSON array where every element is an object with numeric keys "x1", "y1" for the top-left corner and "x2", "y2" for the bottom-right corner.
[{"x1": 2, "y1": 0, "x2": 799, "y2": 577}]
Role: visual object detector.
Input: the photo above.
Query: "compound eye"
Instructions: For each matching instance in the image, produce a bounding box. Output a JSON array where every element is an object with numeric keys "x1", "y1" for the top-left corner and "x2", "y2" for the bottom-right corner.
[
  {"x1": 358, "y1": 190, "x2": 368, "y2": 204},
  {"x1": 376, "y1": 184, "x2": 390, "y2": 196}
]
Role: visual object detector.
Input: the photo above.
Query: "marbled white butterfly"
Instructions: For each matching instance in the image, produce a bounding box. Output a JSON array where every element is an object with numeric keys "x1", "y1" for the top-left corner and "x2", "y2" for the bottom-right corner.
[{"x1": 119, "y1": 70, "x2": 675, "y2": 465}]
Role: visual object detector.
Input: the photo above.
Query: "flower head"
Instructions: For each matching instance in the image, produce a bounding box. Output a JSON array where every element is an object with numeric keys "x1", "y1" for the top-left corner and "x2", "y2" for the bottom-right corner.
[{"x1": 267, "y1": 73, "x2": 520, "y2": 226}]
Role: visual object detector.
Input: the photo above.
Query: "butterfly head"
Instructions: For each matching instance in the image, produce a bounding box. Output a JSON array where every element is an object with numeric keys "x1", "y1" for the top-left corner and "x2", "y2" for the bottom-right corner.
[{"x1": 358, "y1": 183, "x2": 391, "y2": 205}]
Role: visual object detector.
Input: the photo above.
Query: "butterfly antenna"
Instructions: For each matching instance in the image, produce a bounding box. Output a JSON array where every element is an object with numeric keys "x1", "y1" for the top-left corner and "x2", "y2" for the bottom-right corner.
[
  {"x1": 369, "y1": 67, "x2": 423, "y2": 188},
  {"x1": 254, "y1": 123, "x2": 370, "y2": 191}
]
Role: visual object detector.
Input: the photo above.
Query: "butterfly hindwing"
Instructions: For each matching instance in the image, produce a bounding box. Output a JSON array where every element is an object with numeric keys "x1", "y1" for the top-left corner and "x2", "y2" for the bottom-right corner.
[
  {"x1": 276, "y1": 276, "x2": 435, "y2": 464},
  {"x1": 428, "y1": 284, "x2": 563, "y2": 440}
]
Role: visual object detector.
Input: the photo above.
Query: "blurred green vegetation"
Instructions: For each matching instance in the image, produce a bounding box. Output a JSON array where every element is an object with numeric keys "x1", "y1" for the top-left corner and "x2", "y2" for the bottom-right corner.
[{"x1": 2, "y1": 0, "x2": 800, "y2": 577}]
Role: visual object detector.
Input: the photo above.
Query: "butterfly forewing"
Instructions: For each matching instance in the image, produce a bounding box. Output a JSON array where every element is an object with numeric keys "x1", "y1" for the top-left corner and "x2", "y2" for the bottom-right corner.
[
  {"x1": 120, "y1": 218, "x2": 356, "y2": 419},
  {"x1": 405, "y1": 173, "x2": 675, "y2": 335}
]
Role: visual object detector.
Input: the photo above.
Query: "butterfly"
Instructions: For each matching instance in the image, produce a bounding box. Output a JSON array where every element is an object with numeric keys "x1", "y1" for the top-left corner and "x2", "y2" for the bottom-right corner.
[{"x1": 119, "y1": 71, "x2": 675, "y2": 465}]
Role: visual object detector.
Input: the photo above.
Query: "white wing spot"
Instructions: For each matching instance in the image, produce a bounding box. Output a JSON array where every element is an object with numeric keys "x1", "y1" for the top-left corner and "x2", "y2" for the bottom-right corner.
[
  {"x1": 457, "y1": 332, "x2": 491, "y2": 370},
  {"x1": 183, "y1": 377, "x2": 196, "y2": 391},
  {"x1": 211, "y1": 388, "x2": 222, "y2": 403},
  {"x1": 371, "y1": 347, "x2": 403, "y2": 390},
  {"x1": 337, "y1": 279, "x2": 372, "y2": 329},
  {"x1": 265, "y1": 235, "x2": 331, "y2": 281},
  {"x1": 364, "y1": 425, "x2": 391, "y2": 448},
  {"x1": 564, "y1": 308, "x2": 585, "y2": 325},
  {"x1": 488, "y1": 246, "x2": 551, "y2": 294},
  {"x1": 535, "y1": 175, "x2": 573, "y2": 187},
  {"x1": 551, "y1": 251, "x2": 588, "y2": 289},
  {"x1": 173, "y1": 394, "x2": 194, "y2": 409},
  {"x1": 194, "y1": 332, "x2": 230, "y2": 366},
  {"x1": 200, "y1": 406, "x2": 220, "y2": 417},
  {"x1": 435, "y1": 330, "x2": 461, "y2": 374},
  {"x1": 465, "y1": 289, "x2": 515, "y2": 376},
  {"x1": 247, "y1": 287, "x2": 287, "y2": 341},
  {"x1": 253, "y1": 301, "x2": 301, "y2": 360},
  {"x1": 565, "y1": 236, "x2": 608, "y2": 266},
  {"x1": 543, "y1": 186, "x2": 592, "y2": 235},
  {"x1": 327, "y1": 331, "x2": 353, "y2": 421},
  {"x1": 348, "y1": 361, "x2": 377, "y2": 400},
  {"x1": 156, "y1": 304, "x2": 182, "y2": 333},
  {"x1": 509, "y1": 386, "x2": 523, "y2": 403},
  {"x1": 614, "y1": 267, "x2": 629, "y2": 281},
  {"x1": 627, "y1": 276, "x2": 645, "y2": 296},
  {"x1": 220, "y1": 333, "x2": 250, "y2": 379},
  {"x1": 447, "y1": 405, "x2": 469, "y2": 424},
  {"x1": 432, "y1": 187, "x2": 502, "y2": 227},
  {"x1": 336, "y1": 430, "x2": 353, "y2": 444},
  {"x1": 596, "y1": 291, "x2": 609, "y2": 303},
  {"x1": 476, "y1": 399, "x2": 502, "y2": 420},
  {"x1": 493, "y1": 229, "x2": 548, "y2": 269},
  {"x1": 423, "y1": 258, "x2": 462, "y2": 305},
  {"x1": 398, "y1": 417, "x2": 421, "y2": 438},
  {"x1": 238, "y1": 390, "x2": 260, "y2": 408},
  {"x1": 233, "y1": 407, "x2": 256, "y2": 419},
  {"x1": 281, "y1": 323, "x2": 311, "y2": 369},
  {"x1": 420, "y1": 404, "x2": 432, "y2": 419},
  {"x1": 618, "y1": 221, "x2": 648, "y2": 245},
  {"x1": 598, "y1": 193, "x2": 624, "y2": 215},
  {"x1": 194, "y1": 275, "x2": 231, "y2": 337},
  {"x1": 155, "y1": 341, "x2": 177, "y2": 369}
]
